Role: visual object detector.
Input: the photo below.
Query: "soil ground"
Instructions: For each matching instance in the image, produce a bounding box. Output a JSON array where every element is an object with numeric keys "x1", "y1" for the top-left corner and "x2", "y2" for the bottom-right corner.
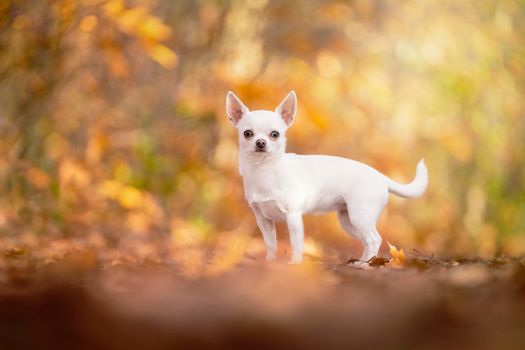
[{"x1": 1, "y1": 246, "x2": 525, "y2": 350}]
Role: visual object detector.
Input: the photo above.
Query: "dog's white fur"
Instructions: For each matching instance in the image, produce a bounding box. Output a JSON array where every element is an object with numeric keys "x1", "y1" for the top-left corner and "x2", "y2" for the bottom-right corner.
[{"x1": 226, "y1": 91, "x2": 428, "y2": 264}]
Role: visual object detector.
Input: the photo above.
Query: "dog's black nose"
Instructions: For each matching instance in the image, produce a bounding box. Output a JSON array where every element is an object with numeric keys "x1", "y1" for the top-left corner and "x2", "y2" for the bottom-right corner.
[{"x1": 255, "y1": 139, "x2": 266, "y2": 149}]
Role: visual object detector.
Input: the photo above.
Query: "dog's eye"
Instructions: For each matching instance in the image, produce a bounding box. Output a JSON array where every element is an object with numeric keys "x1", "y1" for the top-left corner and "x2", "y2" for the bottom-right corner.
[
  {"x1": 243, "y1": 130, "x2": 254, "y2": 138},
  {"x1": 270, "y1": 131, "x2": 280, "y2": 139}
]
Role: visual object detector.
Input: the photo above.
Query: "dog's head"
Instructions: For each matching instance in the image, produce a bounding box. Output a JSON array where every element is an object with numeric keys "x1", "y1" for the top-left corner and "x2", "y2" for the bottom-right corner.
[{"x1": 226, "y1": 91, "x2": 296, "y2": 157}]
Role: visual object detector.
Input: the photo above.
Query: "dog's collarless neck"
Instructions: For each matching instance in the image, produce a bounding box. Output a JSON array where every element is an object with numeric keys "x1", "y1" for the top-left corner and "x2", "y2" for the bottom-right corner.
[
  {"x1": 240, "y1": 152, "x2": 283, "y2": 165},
  {"x1": 239, "y1": 152, "x2": 284, "y2": 176}
]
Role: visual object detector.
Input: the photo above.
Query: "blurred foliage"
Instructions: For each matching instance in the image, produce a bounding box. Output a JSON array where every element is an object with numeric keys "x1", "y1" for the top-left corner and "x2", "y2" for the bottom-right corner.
[{"x1": 0, "y1": 0, "x2": 524, "y2": 261}]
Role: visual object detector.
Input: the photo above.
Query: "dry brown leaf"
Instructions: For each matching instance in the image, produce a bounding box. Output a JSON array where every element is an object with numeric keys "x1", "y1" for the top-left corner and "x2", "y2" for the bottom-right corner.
[
  {"x1": 346, "y1": 258, "x2": 360, "y2": 265},
  {"x1": 2, "y1": 247, "x2": 26, "y2": 259},
  {"x1": 368, "y1": 256, "x2": 389, "y2": 267}
]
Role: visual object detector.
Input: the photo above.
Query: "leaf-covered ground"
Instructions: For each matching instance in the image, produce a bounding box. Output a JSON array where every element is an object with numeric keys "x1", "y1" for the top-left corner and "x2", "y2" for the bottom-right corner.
[{"x1": 1, "y1": 241, "x2": 525, "y2": 350}]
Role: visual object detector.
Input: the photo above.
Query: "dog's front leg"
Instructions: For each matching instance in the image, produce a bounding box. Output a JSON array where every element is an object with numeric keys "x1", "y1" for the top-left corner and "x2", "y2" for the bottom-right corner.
[
  {"x1": 251, "y1": 208, "x2": 277, "y2": 261},
  {"x1": 286, "y1": 213, "x2": 304, "y2": 264}
]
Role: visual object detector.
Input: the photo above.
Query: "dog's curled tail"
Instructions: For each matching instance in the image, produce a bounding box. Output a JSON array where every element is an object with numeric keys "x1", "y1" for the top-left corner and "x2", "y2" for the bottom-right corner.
[{"x1": 386, "y1": 159, "x2": 428, "y2": 198}]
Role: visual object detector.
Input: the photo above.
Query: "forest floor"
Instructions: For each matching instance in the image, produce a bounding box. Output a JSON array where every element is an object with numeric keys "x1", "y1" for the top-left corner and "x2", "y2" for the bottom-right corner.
[{"x1": 1, "y1": 240, "x2": 525, "y2": 350}]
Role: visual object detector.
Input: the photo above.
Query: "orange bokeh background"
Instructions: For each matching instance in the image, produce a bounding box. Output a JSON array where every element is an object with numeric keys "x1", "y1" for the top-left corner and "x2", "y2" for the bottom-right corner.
[{"x1": 1, "y1": 0, "x2": 524, "y2": 265}]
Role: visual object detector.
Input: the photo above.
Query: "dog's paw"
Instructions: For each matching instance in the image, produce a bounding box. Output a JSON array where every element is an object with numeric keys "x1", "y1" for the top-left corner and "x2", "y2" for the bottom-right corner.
[
  {"x1": 346, "y1": 260, "x2": 372, "y2": 270},
  {"x1": 288, "y1": 256, "x2": 303, "y2": 265},
  {"x1": 265, "y1": 252, "x2": 277, "y2": 262}
]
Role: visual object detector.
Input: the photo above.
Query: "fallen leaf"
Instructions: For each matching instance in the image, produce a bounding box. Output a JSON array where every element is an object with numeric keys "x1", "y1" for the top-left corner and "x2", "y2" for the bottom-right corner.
[
  {"x1": 345, "y1": 257, "x2": 359, "y2": 265},
  {"x1": 3, "y1": 248, "x2": 26, "y2": 259},
  {"x1": 387, "y1": 242, "x2": 406, "y2": 268},
  {"x1": 368, "y1": 256, "x2": 389, "y2": 267}
]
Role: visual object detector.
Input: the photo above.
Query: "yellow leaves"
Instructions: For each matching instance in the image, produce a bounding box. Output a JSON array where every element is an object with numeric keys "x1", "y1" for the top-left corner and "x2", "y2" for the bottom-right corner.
[
  {"x1": 137, "y1": 15, "x2": 172, "y2": 42},
  {"x1": 104, "y1": 0, "x2": 124, "y2": 16},
  {"x1": 115, "y1": 5, "x2": 173, "y2": 42},
  {"x1": 387, "y1": 242, "x2": 407, "y2": 268},
  {"x1": 114, "y1": 6, "x2": 148, "y2": 33},
  {"x1": 118, "y1": 186, "x2": 143, "y2": 209},
  {"x1": 144, "y1": 43, "x2": 178, "y2": 69},
  {"x1": 100, "y1": 181, "x2": 142, "y2": 209},
  {"x1": 100, "y1": 180, "x2": 153, "y2": 211},
  {"x1": 100, "y1": 180, "x2": 163, "y2": 233},
  {"x1": 79, "y1": 15, "x2": 98, "y2": 32},
  {"x1": 103, "y1": 0, "x2": 177, "y2": 70}
]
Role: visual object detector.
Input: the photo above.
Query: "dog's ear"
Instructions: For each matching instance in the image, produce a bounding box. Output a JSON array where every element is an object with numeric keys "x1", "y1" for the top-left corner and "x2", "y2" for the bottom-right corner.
[
  {"x1": 226, "y1": 91, "x2": 249, "y2": 125},
  {"x1": 275, "y1": 91, "x2": 297, "y2": 126}
]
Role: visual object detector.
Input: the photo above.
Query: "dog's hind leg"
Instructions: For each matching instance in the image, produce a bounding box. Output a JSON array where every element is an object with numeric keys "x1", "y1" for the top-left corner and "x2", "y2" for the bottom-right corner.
[{"x1": 337, "y1": 206, "x2": 383, "y2": 263}]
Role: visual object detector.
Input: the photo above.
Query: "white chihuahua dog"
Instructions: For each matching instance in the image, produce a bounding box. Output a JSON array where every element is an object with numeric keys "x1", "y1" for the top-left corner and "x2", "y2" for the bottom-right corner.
[{"x1": 226, "y1": 91, "x2": 428, "y2": 265}]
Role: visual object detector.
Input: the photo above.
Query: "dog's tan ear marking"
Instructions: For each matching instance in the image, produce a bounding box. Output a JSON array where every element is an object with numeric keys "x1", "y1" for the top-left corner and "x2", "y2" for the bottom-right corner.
[
  {"x1": 226, "y1": 91, "x2": 249, "y2": 125},
  {"x1": 275, "y1": 91, "x2": 297, "y2": 126}
]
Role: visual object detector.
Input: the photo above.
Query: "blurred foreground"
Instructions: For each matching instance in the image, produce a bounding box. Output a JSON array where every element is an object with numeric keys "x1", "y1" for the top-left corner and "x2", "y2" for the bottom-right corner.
[{"x1": 1, "y1": 246, "x2": 525, "y2": 350}]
